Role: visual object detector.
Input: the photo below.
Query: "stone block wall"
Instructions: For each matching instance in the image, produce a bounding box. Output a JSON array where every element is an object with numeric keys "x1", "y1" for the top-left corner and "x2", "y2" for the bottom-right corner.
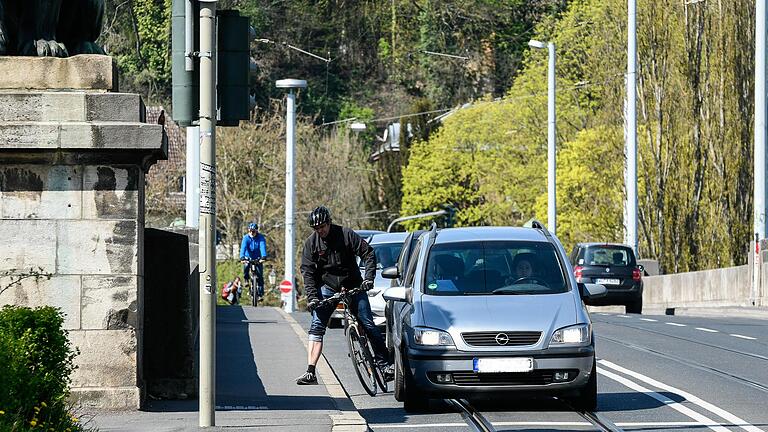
[{"x1": 0, "y1": 56, "x2": 166, "y2": 409}]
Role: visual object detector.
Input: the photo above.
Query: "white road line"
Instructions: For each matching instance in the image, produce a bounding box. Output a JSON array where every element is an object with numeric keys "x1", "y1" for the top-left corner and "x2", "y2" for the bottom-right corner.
[
  {"x1": 370, "y1": 421, "x2": 733, "y2": 429},
  {"x1": 597, "y1": 367, "x2": 730, "y2": 432},
  {"x1": 640, "y1": 318, "x2": 658, "y2": 322},
  {"x1": 618, "y1": 315, "x2": 632, "y2": 318},
  {"x1": 666, "y1": 322, "x2": 687, "y2": 327},
  {"x1": 696, "y1": 327, "x2": 719, "y2": 333},
  {"x1": 730, "y1": 334, "x2": 757, "y2": 340},
  {"x1": 599, "y1": 360, "x2": 763, "y2": 432}
]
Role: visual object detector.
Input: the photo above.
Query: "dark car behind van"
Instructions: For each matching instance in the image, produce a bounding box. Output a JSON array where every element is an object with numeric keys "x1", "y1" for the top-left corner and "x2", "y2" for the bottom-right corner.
[{"x1": 569, "y1": 243, "x2": 643, "y2": 314}]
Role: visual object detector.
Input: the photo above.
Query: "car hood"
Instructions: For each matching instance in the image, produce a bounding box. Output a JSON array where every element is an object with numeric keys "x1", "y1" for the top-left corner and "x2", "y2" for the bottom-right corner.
[{"x1": 418, "y1": 292, "x2": 578, "y2": 339}]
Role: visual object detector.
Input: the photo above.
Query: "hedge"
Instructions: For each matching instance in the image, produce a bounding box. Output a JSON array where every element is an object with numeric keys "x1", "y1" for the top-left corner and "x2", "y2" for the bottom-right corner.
[{"x1": 0, "y1": 306, "x2": 86, "y2": 432}]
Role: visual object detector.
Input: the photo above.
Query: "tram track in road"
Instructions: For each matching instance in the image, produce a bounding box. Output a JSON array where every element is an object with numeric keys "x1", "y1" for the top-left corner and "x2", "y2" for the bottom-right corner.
[
  {"x1": 597, "y1": 319, "x2": 768, "y2": 361},
  {"x1": 447, "y1": 399, "x2": 496, "y2": 432},
  {"x1": 599, "y1": 333, "x2": 768, "y2": 393},
  {"x1": 446, "y1": 398, "x2": 623, "y2": 432}
]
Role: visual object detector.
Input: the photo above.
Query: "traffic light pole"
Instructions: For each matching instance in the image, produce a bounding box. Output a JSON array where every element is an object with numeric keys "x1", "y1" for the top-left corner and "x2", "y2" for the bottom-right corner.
[{"x1": 198, "y1": 0, "x2": 217, "y2": 427}]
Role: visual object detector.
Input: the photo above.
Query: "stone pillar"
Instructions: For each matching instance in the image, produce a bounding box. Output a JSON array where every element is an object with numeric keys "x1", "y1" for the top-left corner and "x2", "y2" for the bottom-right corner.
[{"x1": 0, "y1": 55, "x2": 167, "y2": 409}]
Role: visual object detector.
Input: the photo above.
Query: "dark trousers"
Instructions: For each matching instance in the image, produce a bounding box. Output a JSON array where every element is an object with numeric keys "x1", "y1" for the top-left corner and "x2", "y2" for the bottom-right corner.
[{"x1": 243, "y1": 262, "x2": 264, "y2": 297}]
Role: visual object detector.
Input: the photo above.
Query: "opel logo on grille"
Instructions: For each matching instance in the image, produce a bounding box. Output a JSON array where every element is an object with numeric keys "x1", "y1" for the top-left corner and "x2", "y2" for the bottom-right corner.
[
  {"x1": 495, "y1": 333, "x2": 510, "y2": 345},
  {"x1": 606, "y1": 267, "x2": 611, "y2": 273}
]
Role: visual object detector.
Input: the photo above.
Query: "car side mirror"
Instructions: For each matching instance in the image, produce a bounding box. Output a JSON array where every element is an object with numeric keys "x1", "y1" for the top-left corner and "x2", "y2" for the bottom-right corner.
[
  {"x1": 579, "y1": 283, "x2": 607, "y2": 299},
  {"x1": 382, "y1": 266, "x2": 399, "y2": 279},
  {"x1": 383, "y1": 286, "x2": 409, "y2": 302}
]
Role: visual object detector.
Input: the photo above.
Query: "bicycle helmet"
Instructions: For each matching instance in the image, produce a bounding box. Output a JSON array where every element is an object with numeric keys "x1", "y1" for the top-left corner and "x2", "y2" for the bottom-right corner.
[
  {"x1": 307, "y1": 206, "x2": 331, "y2": 227},
  {"x1": 248, "y1": 222, "x2": 258, "y2": 231}
]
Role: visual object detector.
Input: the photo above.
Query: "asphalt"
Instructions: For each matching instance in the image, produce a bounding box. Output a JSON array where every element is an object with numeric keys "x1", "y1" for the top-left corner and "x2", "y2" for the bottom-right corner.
[{"x1": 83, "y1": 306, "x2": 366, "y2": 432}]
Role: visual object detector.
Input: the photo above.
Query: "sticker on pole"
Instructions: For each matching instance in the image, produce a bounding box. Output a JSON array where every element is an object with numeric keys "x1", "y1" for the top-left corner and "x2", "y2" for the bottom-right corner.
[
  {"x1": 199, "y1": 162, "x2": 216, "y2": 215},
  {"x1": 279, "y1": 280, "x2": 293, "y2": 294}
]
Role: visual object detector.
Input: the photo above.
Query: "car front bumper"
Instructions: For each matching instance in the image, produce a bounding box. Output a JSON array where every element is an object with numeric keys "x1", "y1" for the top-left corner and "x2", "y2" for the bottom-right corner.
[{"x1": 405, "y1": 345, "x2": 594, "y2": 397}]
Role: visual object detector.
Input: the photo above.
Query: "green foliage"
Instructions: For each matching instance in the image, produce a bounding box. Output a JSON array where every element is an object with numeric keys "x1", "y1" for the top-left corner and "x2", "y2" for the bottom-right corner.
[
  {"x1": 402, "y1": 0, "x2": 755, "y2": 272},
  {"x1": 0, "y1": 306, "x2": 84, "y2": 432}
]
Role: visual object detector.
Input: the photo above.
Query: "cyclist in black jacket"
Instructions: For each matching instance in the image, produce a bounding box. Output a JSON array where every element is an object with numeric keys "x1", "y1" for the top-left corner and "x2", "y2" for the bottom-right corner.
[{"x1": 296, "y1": 205, "x2": 394, "y2": 385}]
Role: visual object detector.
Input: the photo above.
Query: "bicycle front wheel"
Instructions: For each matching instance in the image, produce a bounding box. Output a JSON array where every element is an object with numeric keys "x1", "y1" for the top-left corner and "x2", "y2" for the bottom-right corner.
[{"x1": 346, "y1": 324, "x2": 377, "y2": 396}]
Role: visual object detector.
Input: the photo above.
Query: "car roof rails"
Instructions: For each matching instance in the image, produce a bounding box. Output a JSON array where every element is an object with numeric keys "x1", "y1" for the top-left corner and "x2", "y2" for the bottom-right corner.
[{"x1": 524, "y1": 219, "x2": 554, "y2": 241}]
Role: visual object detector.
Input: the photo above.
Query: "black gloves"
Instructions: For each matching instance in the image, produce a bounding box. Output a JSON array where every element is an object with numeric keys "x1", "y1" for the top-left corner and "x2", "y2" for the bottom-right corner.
[
  {"x1": 361, "y1": 279, "x2": 374, "y2": 291},
  {"x1": 307, "y1": 298, "x2": 320, "y2": 312}
]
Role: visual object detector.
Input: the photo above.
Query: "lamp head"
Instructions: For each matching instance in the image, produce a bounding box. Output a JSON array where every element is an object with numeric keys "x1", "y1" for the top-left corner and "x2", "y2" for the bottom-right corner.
[
  {"x1": 528, "y1": 40, "x2": 546, "y2": 49},
  {"x1": 276, "y1": 79, "x2": 308, "y2": 89}
]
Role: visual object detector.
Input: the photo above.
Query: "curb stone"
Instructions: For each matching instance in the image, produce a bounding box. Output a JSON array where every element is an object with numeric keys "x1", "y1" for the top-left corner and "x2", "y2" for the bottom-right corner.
[{"x1": 276, "y1": 307, "x2": 369, "y2": 432}]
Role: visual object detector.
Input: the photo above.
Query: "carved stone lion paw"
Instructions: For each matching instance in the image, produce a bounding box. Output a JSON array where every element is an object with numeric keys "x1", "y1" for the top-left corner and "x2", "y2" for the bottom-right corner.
[{"x1": 21, "y1": 39, "x2": 69, "y2": 57}]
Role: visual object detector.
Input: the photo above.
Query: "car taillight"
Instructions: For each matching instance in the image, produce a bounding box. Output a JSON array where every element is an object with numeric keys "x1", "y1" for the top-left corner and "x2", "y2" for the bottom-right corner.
[
  {"x1": 574, "y1": 266, "x2": 583, "y2": 283},
  {"x1": 633, "y1": 268, "x2": 642, "y2": 281}
]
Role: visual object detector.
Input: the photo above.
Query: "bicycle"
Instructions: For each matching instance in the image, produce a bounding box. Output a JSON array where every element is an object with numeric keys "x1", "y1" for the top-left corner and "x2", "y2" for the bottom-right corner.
[
  {"x1": 316, "y1": 287, "x2": 388, "y2": 396},
  {"x1": 242, "y1": 257, "x2": 267, "y2": 307}
]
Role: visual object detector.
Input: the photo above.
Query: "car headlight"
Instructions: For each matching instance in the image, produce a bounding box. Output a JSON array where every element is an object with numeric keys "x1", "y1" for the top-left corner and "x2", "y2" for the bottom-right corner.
[
  {"x1": 549, "y1": 324, "x2": 591, "y2": 346},
  {"x1": 413, "y1": 327, "x2": 455, "y2": 347}
]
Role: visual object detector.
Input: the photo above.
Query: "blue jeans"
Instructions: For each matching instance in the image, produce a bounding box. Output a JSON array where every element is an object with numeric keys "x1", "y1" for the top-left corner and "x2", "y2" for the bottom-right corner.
[
  {"x1": 243, "y1": 261, "x2": 264, "y2": 297},
  {"x1": 309, "y1": 285, "x2": 390, "y2": 367}
]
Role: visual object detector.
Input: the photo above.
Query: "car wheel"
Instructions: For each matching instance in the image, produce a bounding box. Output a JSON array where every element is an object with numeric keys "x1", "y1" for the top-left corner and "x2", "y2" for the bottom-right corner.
[
  {"x1": 399, "y1": 346, "x2": 428, "y2": 412},
  {"x1": 568, "y1": 358, "x2": 598, "y2": 412},
  {"x1": 394, "y1": 349, "x2": 406, "y2": 402},
  {"x1": 626, "y1": 296, "x2": 643, "y2": 314}
]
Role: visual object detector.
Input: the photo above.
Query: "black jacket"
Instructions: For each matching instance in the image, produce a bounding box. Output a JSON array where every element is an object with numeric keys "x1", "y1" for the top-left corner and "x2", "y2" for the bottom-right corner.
[{"x1": 300, "y1": 224, "x2": 376, "y2": 301}]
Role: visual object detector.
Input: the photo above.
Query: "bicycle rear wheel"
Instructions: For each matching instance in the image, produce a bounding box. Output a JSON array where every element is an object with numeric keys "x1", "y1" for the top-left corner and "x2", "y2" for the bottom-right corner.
[{"x1": 346, "y1": 324, "x2": 377, "y2": 396}]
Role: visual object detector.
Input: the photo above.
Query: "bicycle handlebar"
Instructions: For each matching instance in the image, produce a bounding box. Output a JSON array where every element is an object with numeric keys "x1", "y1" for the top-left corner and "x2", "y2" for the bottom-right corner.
[{"x1": 316, "y1": 287, "x2": 366, "y2": 308}]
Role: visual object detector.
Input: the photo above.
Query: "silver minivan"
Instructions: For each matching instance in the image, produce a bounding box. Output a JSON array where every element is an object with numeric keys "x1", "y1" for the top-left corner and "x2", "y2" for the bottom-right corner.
[{"x1": 383, "y1": 223, "x2": 606, "y2": 412}]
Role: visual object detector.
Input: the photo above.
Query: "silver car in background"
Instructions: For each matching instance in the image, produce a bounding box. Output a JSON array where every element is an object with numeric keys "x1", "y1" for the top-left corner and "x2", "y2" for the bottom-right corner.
[
  {"x1": 360, "y1": 232, "x2": 409, "y2": 326},
  {"x1": 383, "y1": 223, "x2": 606, "y2": 412}
]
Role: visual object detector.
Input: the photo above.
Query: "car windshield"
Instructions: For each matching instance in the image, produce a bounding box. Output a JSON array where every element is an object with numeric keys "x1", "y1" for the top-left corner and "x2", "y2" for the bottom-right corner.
[
  {"x1": 423, "y1": 241, "x2": 568, "y2": 296},
  {"x1": 363, "y1": 242, "x2": 404, "y2": 269},
  {"x1": 580, "y1": 246, "x2": 636, "y2": 267}
]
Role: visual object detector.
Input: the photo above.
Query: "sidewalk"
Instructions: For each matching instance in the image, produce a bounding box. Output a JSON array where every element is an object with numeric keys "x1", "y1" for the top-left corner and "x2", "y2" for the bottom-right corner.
[{"x1": 84, "y1": 306, "x2": 366, "y2": 432}]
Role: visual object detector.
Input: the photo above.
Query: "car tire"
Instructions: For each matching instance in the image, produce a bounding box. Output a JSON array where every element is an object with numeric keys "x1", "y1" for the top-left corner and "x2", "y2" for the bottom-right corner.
[
  {"x1": 626, "y1": 296, "x2": 643, "y2": 314},
  {"x1": 394, "y1": 349, "x2": 406, "y2": 402},
  {"x1": 399, "y1": 347, "x2": 428, "y2": 412},
  {"x1": 568, "y1": 358, "x2": 598, "y2": 412}
]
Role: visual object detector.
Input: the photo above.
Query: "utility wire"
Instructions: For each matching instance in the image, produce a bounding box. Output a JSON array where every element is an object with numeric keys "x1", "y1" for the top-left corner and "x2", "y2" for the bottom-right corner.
[{"x1": 255, "y1": 38, "x2": 331, "y2": 63}]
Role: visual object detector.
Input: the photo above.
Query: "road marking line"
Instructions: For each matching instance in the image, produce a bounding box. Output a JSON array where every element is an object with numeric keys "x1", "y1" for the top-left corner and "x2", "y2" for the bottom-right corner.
[
  {"x1": 666, "y1": 322, "x2": 687, "y2": 327},
  {"x1": 370, "y1": 421, "x2": 730, "y2": 429},
  {"x1": 730, "y1": 334, "x2": 757, "y2": 340},
  {"x1": 640, "y1": 318, "x2": 658, "y2": 322},
  {"x1": 597, "y1": 367, "x2": 730, "y2": 432},
  {"x1": 696, "y1": 327, "x2": 718, "y2": 333},
  {"x1": 618, "y1": 315, "x2": 632, "y2": 318},
  {"x1": 599, "y1": 360, "x2": 763, "y2": 432}
]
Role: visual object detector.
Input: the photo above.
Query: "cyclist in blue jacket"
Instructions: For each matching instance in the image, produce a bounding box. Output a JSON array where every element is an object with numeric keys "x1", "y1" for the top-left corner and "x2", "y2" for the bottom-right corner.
[{"x1": 240, "y1": 222, "x2": 268, "y2": 299}]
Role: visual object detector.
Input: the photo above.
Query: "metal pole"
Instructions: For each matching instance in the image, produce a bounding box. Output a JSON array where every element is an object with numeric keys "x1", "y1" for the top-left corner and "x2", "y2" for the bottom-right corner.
[
  {"x1": 754, "y1": 0, "x2": 766, "y2": 305},
  {"x1": 284, "y1": 89, "x2": 296, "y2": 313},
  {"x1": 186, "y1": 126, "x2": 200, "y2": 228},
  {"x1": 626, "y1": 0, "x2": 638, "y2": 254},
  {"x1": 185, "y1": 0, "x2": 195, "y2": 71},
  {"x1": 198, "y1": 0, "x2": 216, "y2": 427},
  {"x1": 547, "y1": 42, "x2": 557, "y2": 235}
]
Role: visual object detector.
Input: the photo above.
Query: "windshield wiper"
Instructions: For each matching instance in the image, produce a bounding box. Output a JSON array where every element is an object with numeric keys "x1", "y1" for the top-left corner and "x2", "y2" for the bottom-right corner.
[{"x1": 491, "y1": 288, "x2": 527, "y2": 295}]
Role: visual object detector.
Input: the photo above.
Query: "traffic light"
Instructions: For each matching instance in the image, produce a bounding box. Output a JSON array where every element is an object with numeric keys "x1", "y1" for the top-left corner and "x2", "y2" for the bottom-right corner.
[
  {"x1": 171, "y1": 2, "x2": 256, "y2": 127},
  {"x1": 216, "y1": 9, "x2": 256, "y2": 126},
  {"x1": 171, "y1": 0, "x2": 198, "y2": 127}
]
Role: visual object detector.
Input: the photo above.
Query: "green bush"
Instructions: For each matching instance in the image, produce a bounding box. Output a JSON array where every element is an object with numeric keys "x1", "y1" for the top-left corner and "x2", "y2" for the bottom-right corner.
[{"x1": 0, "y1": 306, "x2": 85, "y2": 432}]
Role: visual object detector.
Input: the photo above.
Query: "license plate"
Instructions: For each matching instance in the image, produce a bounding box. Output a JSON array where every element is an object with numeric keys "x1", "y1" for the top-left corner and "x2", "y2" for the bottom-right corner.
[
  {"x1": 473, "y1": 357, "x2": 533, "y2": 373},
  {"x1": 596, "y1": 278, "x2": 620, "y2": 285}
]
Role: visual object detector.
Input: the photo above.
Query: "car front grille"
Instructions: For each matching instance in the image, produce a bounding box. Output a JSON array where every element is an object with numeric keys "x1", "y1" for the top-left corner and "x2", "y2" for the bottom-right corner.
[
  {"x1": 434, "y1": 370, "x2": 579, "y2": 386},
  {"x1": 461, "y1": 331, "x2": 541, "y2": 347}
]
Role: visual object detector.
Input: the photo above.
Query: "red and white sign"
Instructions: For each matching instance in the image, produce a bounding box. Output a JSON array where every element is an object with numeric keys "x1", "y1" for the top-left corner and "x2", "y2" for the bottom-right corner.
[{"x1": 279, "y1": 280, "x2": 293, "y2": 294}]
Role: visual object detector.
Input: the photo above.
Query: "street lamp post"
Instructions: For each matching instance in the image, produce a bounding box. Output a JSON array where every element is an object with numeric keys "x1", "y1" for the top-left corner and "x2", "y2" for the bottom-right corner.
[
  {"x1": 529, "y1": 40, "x2": 557, "y2": 235},
  {"x1": 276, "y1": 79, "x2": 307, "y2": 313}
]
